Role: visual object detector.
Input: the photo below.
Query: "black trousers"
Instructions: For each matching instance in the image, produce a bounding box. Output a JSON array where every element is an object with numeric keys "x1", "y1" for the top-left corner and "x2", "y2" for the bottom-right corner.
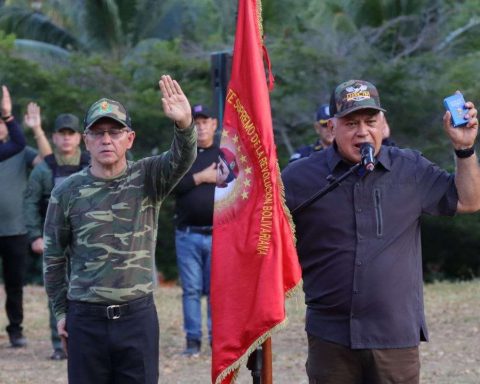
[
  {"x1": 306, "y1": 333, "x2": 420, "y2": 384},
  {"x1": 0, "y1": 234, "x2": 28, "y2": 336},
  {"x1": 67, "y1": 295, "x2": 159, "y2": 384}
]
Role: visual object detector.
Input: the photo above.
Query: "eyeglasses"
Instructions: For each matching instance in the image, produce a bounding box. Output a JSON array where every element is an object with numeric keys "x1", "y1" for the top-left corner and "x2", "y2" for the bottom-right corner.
[{"x1": 85, "y1": 128, "x2": 131, "y2": 139}]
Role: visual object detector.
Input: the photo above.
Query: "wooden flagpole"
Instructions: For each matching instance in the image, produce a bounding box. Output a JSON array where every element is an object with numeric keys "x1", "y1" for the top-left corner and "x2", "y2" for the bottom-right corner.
[{"x1": 261, "y1": 338, "x2": 272, "y2": 383}]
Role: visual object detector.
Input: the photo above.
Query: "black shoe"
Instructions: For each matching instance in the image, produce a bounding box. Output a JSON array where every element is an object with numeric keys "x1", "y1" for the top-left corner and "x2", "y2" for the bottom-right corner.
[
  {"x1": 182, "y1": 339, "x2": 201, "y2": 357},
  {"x1": 9, "y1": 333, "x2": 27, "y2": 348},
  {"x1": 50, "y1": 348, "x2": 67, "y2": 360}
]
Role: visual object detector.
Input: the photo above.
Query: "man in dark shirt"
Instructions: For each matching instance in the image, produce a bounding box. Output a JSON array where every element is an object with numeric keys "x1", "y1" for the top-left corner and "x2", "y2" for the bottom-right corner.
[
  {"x1": 0, "y1": 86, "x2": 52, "y2": 348},
  {"x1": 282, "y1": 80, "x2": 480, "y2": 384},
  {"x1": 173, "y1": 104, "x2": 219, "y2": 357}
]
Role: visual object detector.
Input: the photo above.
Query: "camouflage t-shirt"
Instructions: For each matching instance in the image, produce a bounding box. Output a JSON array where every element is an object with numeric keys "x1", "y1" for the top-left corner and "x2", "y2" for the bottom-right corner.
[{"x1": 43, "y1": 125, "x2": 197, "y2": 320}]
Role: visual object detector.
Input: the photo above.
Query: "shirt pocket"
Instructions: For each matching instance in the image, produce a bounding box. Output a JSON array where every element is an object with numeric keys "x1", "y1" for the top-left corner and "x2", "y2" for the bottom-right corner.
[{"x1": 373, "y1": 188, "x2": 383, "y2": 238}]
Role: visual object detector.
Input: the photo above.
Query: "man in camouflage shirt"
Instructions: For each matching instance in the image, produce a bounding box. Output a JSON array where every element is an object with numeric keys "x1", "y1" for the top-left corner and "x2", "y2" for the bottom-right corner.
[{"x1": 43, "y1": 75, "x2": 197, "y2": 384}]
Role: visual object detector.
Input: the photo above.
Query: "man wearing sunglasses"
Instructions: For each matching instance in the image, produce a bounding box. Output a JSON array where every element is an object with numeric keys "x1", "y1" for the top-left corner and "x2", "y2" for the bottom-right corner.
[{"x1": 43, "y1": 75, "x2": 197, "y2": 384}]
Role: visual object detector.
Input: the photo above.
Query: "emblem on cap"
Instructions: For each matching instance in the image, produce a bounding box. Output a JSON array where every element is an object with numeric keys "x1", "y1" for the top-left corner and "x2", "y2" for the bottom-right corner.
[
  {"x1": 100, "y1": 101, "x2": 112, "y2": 113},
  {"x1": 345, "y1": 84, "x2": 370, "y2": 102}
]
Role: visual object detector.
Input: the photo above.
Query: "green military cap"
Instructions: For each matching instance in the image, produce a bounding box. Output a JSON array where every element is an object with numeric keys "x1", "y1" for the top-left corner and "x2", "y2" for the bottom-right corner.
[
  {"x1": 84, "y1": 98, "x2": 132, "y2": 130},
  {"x1": 54, "y1": 113, "x2": 80, "y2": 132},
  {"x1": 330, "y1": 80, "x2": 386, "y2": 118}
]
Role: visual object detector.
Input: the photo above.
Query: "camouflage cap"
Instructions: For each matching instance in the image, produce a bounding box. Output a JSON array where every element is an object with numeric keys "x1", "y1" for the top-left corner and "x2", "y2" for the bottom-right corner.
[
  {"x1": 329, "y1": 80, "x2": 386, "y2": 118},
  {"x1": 54, "y1": 113, "x2": 80, "y2": 132},
  {"x1": 84, "y1": 98, "x2": 131, "y2": 130}
]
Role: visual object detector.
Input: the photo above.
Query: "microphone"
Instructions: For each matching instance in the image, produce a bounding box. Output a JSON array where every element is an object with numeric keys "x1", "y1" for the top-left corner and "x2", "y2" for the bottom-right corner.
[{"x1": 360, "y1": 143, "x2": 375, "y2": 172}]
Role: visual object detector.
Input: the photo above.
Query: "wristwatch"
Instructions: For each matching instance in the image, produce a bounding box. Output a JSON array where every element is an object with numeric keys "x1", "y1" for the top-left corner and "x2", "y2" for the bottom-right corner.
[{"x1": 454, "y1": 146, "x2": 475, "y2": 158}]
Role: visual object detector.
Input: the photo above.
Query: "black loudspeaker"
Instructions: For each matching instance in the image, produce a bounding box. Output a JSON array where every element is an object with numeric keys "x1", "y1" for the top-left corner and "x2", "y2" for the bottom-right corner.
[{"x1": 210, "y1": 51, "x2": 232, "y2": 131}]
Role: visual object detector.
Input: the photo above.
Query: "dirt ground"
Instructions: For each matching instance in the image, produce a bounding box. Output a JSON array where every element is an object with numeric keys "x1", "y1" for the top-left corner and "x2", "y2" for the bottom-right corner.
[{"x1": 0, "y1": 280, "x2": 479, "y2": 383}]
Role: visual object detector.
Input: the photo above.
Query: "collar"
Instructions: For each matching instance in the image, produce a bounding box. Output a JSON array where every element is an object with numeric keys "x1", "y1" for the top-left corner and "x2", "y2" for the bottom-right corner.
[
  {"x1": 54, "y1": 148, "x2": 81, "y2": 166},
  {"x1": 313, "y1": 139, "x2": 324, "y2": 151},
  {"x1": 326, "y1": 144, "x2": 344, "y2": 173},
  {"x1": 198, "y1": 144, "x2": 216, "y2": 153},
  {"x1": 375, "y1": 145, "x2": 392, "y2": 171},
  {"x1": 326, "y1": 144, "x2": 392, "y2": 173}
]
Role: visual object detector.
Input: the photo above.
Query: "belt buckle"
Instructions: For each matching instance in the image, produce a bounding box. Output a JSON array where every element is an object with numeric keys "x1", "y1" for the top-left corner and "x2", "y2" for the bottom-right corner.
[{"x1": 106, "y1": 305, "x2": 121, "y2": 320}]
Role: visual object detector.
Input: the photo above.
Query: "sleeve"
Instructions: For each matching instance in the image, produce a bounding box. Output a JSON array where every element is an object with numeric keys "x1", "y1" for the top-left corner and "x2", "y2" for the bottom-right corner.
[
  {"x1": 0, "y1": 119, "x2": 26, "y2": 161},
  {"x1": 173, "y1": 172, "x2": 196, "y2": 196},
  {"x1": 43, "y1": 189, "x2": 71, "y2": 320},
  {"x1": 415, "y1": 152, "x2": 458, "y2": 216},
  {"x1": 24, "y1": 146, "x2": 38, "y2": 167},
  {"x1": 25, "y1": 164, "x2": 47, "y2": 241},
  {"x1": 143, "y1": 122, "x2": 197, "y2": 201}
]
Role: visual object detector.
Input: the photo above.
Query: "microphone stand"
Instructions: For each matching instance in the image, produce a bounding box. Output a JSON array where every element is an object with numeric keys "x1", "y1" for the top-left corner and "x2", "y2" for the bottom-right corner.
[{"x1": 291, "y1": 162, "x2": 362, "y2": 214}]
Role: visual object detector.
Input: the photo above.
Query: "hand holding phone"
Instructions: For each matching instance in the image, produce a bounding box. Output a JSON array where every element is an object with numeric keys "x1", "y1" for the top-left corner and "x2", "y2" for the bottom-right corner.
[{"x1": 444, "y1": 93, "x2": 469, "y2": 128}]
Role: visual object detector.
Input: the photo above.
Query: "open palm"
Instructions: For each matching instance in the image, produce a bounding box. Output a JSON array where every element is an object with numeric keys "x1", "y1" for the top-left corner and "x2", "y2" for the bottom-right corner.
[
  {"x1": 159, "y1": 75, "x2": 192, "y2": 128},
  {"x1": 1, "y1": 86, "x2": 12, "y2": 117},
  {"x1": 24, "y1": 102, "x2": 42, "y2": 129}
]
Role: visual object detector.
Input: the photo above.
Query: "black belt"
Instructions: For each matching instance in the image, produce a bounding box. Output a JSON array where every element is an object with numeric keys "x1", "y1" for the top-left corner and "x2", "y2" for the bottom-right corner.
[
  {"x1": 177, "y1": 225, "x2": 213, "y2": 235},
  {"x1": 68, "y1": 293, "x2": 153, "y2": 320}
]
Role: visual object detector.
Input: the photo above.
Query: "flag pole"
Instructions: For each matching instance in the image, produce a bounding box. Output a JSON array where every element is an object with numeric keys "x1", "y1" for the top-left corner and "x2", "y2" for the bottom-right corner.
[
  {"x1": 211, "y1": 0, "x2": 302, "y2": 381},
  {"x1": 261, "y1": 338, "x2": 272, "y2": 383},
  {"x1": 258, "y1": 0, "x2": 273, "y2": 381},
  {"x1": 246, "y1": 339, "x2": 272, "y2": 384}
]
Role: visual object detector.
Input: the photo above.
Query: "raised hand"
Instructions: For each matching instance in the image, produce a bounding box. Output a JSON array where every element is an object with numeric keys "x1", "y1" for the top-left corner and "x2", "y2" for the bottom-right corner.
[
  {"x1": 159, "y1": 75, "x2": 192, "y2": 129},
  {"x1": 24, "y1": 102, "x2": 42, "y2": 130},
  {"x1": 1, "y1": 85, "x2": 12, "y2": 118},
  {"x1": 443, "y1": 99, "x2": 478, "y2": 150}
]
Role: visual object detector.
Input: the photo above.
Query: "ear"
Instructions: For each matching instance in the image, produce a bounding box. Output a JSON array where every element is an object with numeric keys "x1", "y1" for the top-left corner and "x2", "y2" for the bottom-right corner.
[
  {"x1": 327, "y1": 118, "x2": 336, "y2": 136},
  {"x1": 83, "y1": 134, "x2": 90, "y2": 151},
  {"x1": 73, "y1": 132, "x2": 82, "y2": 146},
  {"x1": 126, "y1": 130, "x2": 136, "y2": 149},
  {"x1": 381, "y1": 114, "x2": 390, "y2": 138}
]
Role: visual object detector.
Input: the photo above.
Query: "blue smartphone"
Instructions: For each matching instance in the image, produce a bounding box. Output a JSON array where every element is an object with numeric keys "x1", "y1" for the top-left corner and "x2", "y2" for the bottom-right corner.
[{"x1": 443, "y1": 93, "x2": 469, "y2": 128}]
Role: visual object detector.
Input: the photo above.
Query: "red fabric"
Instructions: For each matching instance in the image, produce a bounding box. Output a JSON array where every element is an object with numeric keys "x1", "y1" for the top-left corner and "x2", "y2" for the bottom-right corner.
[{"x1": 211, "y1": 1, "x2": 302, "y2": 383}]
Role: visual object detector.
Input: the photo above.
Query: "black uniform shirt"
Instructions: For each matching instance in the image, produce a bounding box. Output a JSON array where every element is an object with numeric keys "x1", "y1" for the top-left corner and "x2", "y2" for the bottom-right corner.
[
  {"x1": 282, "y1": 144, "x2": 458, "y2": 349},
  {"x1": 174, "y1": 145, "x2": 220, "y2": 227}
]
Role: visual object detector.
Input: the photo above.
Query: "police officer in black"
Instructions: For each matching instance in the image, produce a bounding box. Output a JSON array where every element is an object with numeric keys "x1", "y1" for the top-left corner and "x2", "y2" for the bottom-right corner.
[{"x1": 289, "y1": 103, "x2": 334, "y2": 162}]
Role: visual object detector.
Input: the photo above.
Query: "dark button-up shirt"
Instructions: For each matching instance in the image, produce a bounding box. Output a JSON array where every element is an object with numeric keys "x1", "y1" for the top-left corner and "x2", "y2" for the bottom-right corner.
[{"x1": 282, "y1": 145, "x2": 458, "y2": 349}]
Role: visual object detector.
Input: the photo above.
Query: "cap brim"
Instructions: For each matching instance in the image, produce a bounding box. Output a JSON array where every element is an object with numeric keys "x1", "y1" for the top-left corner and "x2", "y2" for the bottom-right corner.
[
  {"x1": 56, "y1": 127, "x2": 79, "y2": 133},
  {"x1": 335, "y1": 106, "x2": 386, "y2": 118},
  {"x1": 84, "y1": 115, "x2": 129, "y2": 131},
  {"x1": 193, "y1": 113, "x2": 213, "y2": 119}
]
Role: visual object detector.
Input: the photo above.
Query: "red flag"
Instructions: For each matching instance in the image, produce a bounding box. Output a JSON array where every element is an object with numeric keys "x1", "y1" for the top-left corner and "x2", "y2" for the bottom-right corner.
[{"x1": 211, "y1": 0, "x2": 302, "y2": 383}]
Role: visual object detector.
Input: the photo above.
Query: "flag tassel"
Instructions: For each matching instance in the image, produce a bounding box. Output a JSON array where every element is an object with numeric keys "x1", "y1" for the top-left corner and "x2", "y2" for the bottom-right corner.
[{"x1": 214, "y1": 320, "x2": 288, "y2": 384}]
